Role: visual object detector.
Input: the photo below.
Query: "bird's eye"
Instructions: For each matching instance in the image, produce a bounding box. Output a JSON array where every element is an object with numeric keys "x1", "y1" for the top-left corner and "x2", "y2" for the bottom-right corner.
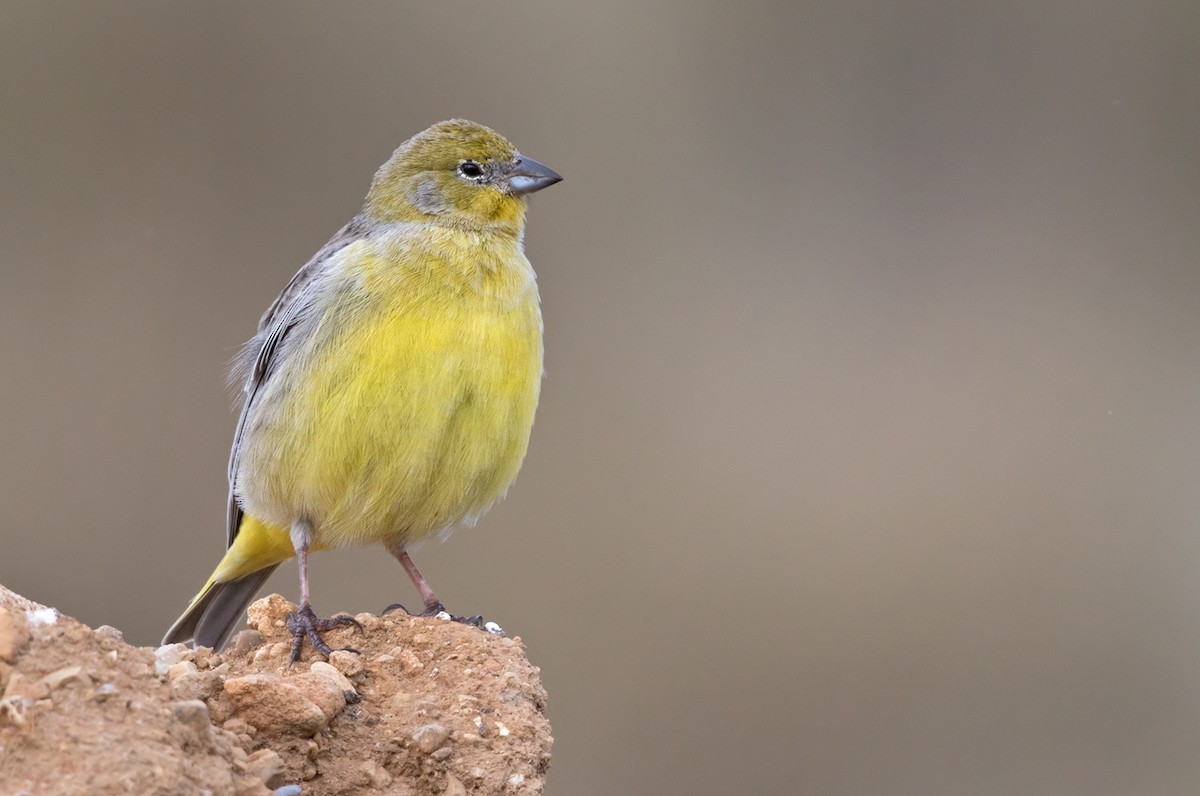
[{"x1": 458, "y1": 161, "x2": 484, "y2": 179}]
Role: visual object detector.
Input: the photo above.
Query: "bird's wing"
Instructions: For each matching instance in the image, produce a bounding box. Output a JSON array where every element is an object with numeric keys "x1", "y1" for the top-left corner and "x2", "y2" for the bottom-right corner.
[{"x1": 224, "y1": 216, "x2": 367, "y2": 547}]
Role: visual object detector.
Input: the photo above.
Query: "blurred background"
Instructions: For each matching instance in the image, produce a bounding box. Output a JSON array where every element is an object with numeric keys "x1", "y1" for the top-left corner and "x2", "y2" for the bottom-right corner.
[{"x1": 2, "y1": 1, "x2": 1199, "y2": 793}]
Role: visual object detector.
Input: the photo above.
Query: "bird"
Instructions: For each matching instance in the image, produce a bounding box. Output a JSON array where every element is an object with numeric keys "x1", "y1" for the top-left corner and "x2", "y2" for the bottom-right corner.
[{"x1": 163, "y1": 119, "x2": 561, "y2": 659}]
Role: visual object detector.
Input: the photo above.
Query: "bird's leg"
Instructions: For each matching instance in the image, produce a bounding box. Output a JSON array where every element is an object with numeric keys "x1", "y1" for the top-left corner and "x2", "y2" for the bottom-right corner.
[
  {"x1": 382, "y1": 543, "x2": 483, "y2": 627},
  {"x1": 286, "y1": 520, "x2": 362, "y2": 661}
]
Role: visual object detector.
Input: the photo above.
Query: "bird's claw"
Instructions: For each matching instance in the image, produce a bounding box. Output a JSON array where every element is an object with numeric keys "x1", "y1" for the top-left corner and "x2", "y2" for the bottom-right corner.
[
  {"x1": 287, "y1": 604, "x2": 363, "y2": 662},
  {"x1": 382, "y1": 602, "x2": 485, "y2": 628}
]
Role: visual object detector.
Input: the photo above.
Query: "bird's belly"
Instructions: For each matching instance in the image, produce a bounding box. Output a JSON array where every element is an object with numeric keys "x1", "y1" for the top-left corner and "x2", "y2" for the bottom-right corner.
[{"x1": 235, "y1": 300, "x2": 542, "y2": 548}]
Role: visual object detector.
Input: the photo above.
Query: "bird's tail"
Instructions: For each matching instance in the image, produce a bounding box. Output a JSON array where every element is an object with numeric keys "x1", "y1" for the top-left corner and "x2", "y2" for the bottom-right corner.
[{"x1": 162, "y1": 515, "x2": 295, "y2": 650}]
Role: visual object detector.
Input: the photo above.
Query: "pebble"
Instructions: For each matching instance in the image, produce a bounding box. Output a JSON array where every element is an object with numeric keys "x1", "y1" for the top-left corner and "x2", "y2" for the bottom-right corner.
[
  {"x1": 327, "y1": 650, "x2": 363, "y2": 679},
  {"x1": 223, "y1": 674, "x2": 332, "y2": 737},
  {"x1": 230, "y1": 629, "x2": 266, "y2": 654},
  {"x1": 399, "y1": 650, "x2": 424, "y2": 675},
  {"x1": 411, "y1": 723, "x2": 451, "y2": 753},
  {"x1": 170, "y1": 699, "x2": 212, "y2": 736},
  {"x1": 359, "y1": 760, "x2": 392, "y2": 788},
  {"x1": 155, "y1": 643, "x2": 192, "y2": 668},
  {"x1": 273, "y1": 787, "x2": 302, "y2": 796},
  {"x1": 444, "y1": 772, "x2": 467, "y2": 796},
  {"x1": 39, "y1": 665, "x2": 89, "y2": 691},
  {"x1": 167, "y1": 661, "x2": 198, "y2": 681},
  {"x1": 0, "y1": 608, "x2": 31, "y2": 663},
  {"x1": 93, "y1": 625, "x2": 124, "y2": 647},
  {"x1": 171, "y1": 670, "x2": 224, "y2": 702},
  {"x1": 192, "y1": 646, "x2": 215, "y2": 669},
  {"x1": 245, "y1": 748, "x2": 286, "y2": 788},
  {"x1": 414, "y1": 699, "x2": 441, "y2": 718},
  {"x1": 92, "y1": 683, "x2": 118, "y2": 702}
]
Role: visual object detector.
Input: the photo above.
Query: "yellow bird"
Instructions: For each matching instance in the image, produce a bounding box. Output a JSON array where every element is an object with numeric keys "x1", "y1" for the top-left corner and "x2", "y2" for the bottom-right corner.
[{"x1": 163, "y1": 120, "x2": 561, "y2": 658}]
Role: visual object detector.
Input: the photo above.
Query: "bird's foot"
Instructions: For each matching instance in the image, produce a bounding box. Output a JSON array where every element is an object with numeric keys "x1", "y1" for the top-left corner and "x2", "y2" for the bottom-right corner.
[
  {"x1": 382, "y1": 601, "x2": 485, "y2": 628},
  {"x1": 287, "y1": 604, "x2": 363, "y2": 662}
]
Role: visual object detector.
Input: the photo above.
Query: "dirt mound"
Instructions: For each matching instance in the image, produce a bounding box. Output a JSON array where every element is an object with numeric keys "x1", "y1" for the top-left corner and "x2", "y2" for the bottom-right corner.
[{"x1": 0, "y1": 585, "x2": 552, "y2": 795}]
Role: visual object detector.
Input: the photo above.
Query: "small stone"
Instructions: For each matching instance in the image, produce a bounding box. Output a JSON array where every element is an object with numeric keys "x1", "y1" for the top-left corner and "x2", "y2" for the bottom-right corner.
[
  {"x1": 39, "y1": 665, "x2": 89, "y2": 691},
  {"x1": 171, "y1": 699, "x2": 212, "y2": 736},
  {"x1": 484, "y1": 621, "x2": 504, "y2": 635},
  {"x1": 192, "y1": 646, "x2": 214, "y2": 669},
  {"x1": 359, "y1": 760, "x2": 392, "y2": 788},
  {"x1": 168, "y1": 661, "x2": 198, "y2": 681},
  {"x1": 246, "y1": 594, "x2": 296, "y2": 637},
  {"x1": 430, "y1": 746, "x2": 453, "y2": 761},
  {"x1": 223, "y1": 717, "x2": 256, "y2": 737},
  {"x1": 444, "y1": 772, "x2": 467, "y2": 796},
  {"x1": 414, "y1": 699, "x2": 441, "y2": 718},
  {"x1": 288, "y1": 670, "x2": 348, "y2": 719},
  {"x1": 328, "y1": 650, "x2": 363, "y2": 679},
  {"x1": 93, "y1": 624, "x2": 124, "y2": 647},
  {"x1": 0, "y1": 609, "x2": 30, "y2": 663},
  {"x1": 25, "y1": 606, "x2": 58, "y2": 628},
  {"x1": 0, "y1": 695, "x2": 31, "y2": 728},
  {"x1": 92, "y1": 683, "x2": 118, "y2": 702},
  {"x1": 230, "y1": 629, "x2": 266, "y2": 654},
  {"x1": 245, "y1": 748, "x2": 286, "y2": 788},
  {"x1": 309, "y1": 661, "x2": 355, "y2": 693},
  {"x1": 508, "y1": 773, "x2": 525, "y2": 787},
  {"x1": 274, "y1": 786, "x2": 302, "y2": 796},
  {"x1": 435, "y1": 611, "x2": 452, "y2": 621},
  {"x1": 374, "y1": 653, "x2": 396, "y2": 664},
  {"x1": 399, "y1": 650, "x2": 424, "y2": 675},
  {"x1": 223, "y1": 674, "x2": 329, "y2": 736},
  {"x1": 171, "y1": 670, "x2": 224, "y2": 702},
  {"x1": 155, "y1": 642, "x2": 192, "y2": 667},
  {"x1": 412, "y1": 723, "x2": 451, "y2": 753}
]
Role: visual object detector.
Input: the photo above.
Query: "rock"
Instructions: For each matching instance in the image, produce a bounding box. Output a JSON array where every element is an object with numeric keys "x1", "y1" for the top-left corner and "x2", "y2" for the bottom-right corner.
[
  {"x1": 155, "y1": 642, "x2": 193, "y2": 668},
  {"x1": 358, "y1": 760, "x2": 392, "y2": 788},
  {"x1": 93, "y1": 624, "x2": 124, "y2": 647},
  {"x1": 309, "y1": 660, "x2": 356, "y2": 695},
  {"x1": 0, "y1": 608, "x2": 30, "y2": 663},
  {"x1": 328, "y1": 649, "x2": 363, "y2": 679},
  {"x1": 246, "y1": 593, "x2": 295, "y2": 636},
  {"x1": 168, "y1": 660, "x2": 198, "y2": 680},
  {"x1": 170, "y1": 669, "x2": 224, "y2": 701},
  {"x1": 0, "y1": 585, "x2": 553, "y2": 795},
  {"x1": 230, "y1": 629, "x2": 266, "y2": 654},
  {"x1": 171, "y1": 699, "x2": 213, "y2": 736},
  {"x1": 221, "y1": 673, "x2": 331, "y2": 737},
  {"x1": 39, "y1": 665, "x2": 89, "y2": 691},
  {"x1": 445, "y1": 772, "x2": 468, "y2": 796},
  {"x1": 288, "y1": 669, "x2": 349, "y2": 718},
  {"x1": 412, "y1": 722, "x2": 452, "y2": 753},
  {"x1": 246, "y1": 748, "x2": 287, "y2": 788}
]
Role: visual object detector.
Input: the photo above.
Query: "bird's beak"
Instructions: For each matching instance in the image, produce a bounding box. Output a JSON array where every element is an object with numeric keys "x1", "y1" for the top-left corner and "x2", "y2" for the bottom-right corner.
[{"x1": 507, "y1": 156, "x2": 562, "y2": 195}]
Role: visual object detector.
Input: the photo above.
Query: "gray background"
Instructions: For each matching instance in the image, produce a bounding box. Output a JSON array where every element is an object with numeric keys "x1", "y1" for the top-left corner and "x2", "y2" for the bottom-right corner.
[{"x1": 3, "y1": 2, "x2": 1199, "y2": 794}]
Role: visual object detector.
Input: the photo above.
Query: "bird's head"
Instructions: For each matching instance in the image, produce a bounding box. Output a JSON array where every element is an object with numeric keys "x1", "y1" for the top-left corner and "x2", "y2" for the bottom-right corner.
[{"x1": 364, "y1": 119, "x2": 561, "y2": 232}]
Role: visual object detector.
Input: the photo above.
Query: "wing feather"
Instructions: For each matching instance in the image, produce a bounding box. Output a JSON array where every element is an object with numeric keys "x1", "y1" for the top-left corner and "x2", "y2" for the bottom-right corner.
[{"x1": 224, "y1": 216, "x2": 368, "y2": 546}]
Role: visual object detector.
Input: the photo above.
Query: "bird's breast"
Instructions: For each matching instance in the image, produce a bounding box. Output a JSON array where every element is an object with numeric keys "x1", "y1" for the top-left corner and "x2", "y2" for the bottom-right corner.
[{"x1": 236, "y1": 240, "x2": 543, "y2": 547}]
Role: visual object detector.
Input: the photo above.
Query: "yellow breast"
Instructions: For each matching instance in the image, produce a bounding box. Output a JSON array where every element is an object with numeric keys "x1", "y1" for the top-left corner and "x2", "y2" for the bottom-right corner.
[{"x1": 235, "y1": 227, "x2": 543, "y2": 548}]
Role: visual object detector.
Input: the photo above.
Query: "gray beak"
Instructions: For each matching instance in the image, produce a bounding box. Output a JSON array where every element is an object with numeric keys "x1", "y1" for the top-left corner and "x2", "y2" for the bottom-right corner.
[{"x1": 507, "y1": 156, "x2": 562, "y2": 195}]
